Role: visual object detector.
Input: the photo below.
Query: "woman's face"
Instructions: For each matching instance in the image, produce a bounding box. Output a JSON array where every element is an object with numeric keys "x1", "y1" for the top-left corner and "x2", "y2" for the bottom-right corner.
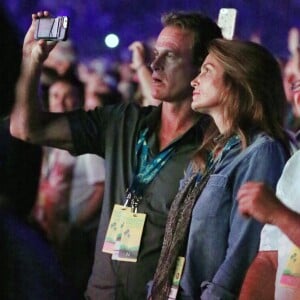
[{"x1": 191, "y1": 53, "x2": 226, "y2": 117}]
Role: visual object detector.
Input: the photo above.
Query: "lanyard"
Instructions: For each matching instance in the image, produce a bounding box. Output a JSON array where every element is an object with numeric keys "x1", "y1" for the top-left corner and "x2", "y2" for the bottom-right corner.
[
  {"x1": 197, "y1": 135, "x2": 240, "y2": 183},
  {"x1": 124, "y1": 128, "x2": 177, "y2": 211}
]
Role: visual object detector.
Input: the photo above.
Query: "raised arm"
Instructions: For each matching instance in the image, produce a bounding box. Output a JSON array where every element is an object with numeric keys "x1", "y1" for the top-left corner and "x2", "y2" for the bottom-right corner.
[
  {"x1": 10, "y1": 11, "x2": 73, "y2": 151},
  {"x1": 128, "y1": 41, "x2": 161, "y2": 107}
]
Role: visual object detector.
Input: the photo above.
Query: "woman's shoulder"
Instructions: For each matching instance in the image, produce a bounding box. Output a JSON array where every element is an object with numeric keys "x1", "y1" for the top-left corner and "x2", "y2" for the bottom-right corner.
[
  {"x1": 248, "y1": 132, "x2": 287, "y2": 150},
  {"x1": 241, "y1": 132, "x2": 289, "y2": 164}
]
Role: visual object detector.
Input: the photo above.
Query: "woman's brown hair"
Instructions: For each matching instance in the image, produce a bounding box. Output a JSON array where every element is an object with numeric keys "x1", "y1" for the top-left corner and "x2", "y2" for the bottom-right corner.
[{"x1": 193, "y1": 39, "x2": 290, "y2": 170}]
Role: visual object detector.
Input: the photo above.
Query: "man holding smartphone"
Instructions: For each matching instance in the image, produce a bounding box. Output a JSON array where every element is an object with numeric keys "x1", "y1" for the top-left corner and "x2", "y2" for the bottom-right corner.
[{"x1": 10, "y1": 11, "x2": 221, "y2": 299}]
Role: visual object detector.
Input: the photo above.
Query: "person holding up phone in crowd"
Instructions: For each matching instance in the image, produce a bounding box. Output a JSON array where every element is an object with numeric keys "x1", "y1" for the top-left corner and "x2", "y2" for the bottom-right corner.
[{"x1": 10, "y1": 10, "x2": 222, "y2": 299}]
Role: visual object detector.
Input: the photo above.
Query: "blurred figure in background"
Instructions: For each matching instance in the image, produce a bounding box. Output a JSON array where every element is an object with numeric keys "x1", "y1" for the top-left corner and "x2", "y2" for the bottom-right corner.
[
  {"x1": 117, "y1": 56, "x2": 137, "y2": 104},
  {"x1": 32, "y1": 73, "x2": 84, "y2": 241},
  {"x1": 0, "y1": 5, "x2": 42, "y2": 219},
  {"x1": 282, "y1": 27, "x2": 300, "y2": 133},
  {"x1": 32, "y1": 72, "x2": 105, "y2": 298},
  {"x1": 78, "y1": 58, "x2": 123, "y2": 109},
  {"x1": 43, "y1": 39, "x2": 78, "y2": 77},
  {"x1": 0, "y1": 7, "x2": 76, "y2": 300}
]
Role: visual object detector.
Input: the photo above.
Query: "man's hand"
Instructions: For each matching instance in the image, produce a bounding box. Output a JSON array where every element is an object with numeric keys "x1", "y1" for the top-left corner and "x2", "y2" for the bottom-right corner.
[
  {"x1": 128, "y1": 41, "x2": 147, "y2": 71},
  {"x1": 237, "y1": 181, "x2": 283, "y2": 224},
  {"x1": 23, "y1": 11, "x2": 57, "y2": 65}
]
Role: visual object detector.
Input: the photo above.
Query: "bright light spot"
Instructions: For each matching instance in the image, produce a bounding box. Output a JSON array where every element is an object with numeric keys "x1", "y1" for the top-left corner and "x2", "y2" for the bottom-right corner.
[{"x1": 105, "y1": 33, "x2": 119, "y2": 48}]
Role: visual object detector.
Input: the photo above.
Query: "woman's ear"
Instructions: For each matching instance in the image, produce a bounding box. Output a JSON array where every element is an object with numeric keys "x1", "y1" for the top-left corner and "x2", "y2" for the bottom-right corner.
[{"x1": 293, "y1": 91, "x2": 300, "y2": 117}]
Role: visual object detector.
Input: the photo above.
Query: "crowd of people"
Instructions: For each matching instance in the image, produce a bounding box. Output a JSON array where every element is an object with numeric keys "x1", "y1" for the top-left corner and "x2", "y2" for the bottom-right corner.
[{"x1": 1, "y1": 5, "x2": 300, "y2": 300}]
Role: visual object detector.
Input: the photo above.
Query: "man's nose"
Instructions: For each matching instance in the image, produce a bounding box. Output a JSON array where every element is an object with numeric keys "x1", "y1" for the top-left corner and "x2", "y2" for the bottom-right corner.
[{"x1": 150, "y1": 56, "x2": 164, "y2": 71}]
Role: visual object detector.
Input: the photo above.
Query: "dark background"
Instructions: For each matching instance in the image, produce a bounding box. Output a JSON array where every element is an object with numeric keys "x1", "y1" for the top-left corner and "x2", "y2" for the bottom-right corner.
[{"x1": 2, "y1": 0, "x2": 300, "y2": 62}]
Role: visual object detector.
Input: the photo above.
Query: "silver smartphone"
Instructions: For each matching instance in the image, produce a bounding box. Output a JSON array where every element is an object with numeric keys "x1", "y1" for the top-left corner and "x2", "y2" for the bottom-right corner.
[
  {"x1": 217, "y1": 8, "x2": 237, "y2": 40},
  {"x1": 34, "y1": 16, "x2": 69, "y2": 41}
]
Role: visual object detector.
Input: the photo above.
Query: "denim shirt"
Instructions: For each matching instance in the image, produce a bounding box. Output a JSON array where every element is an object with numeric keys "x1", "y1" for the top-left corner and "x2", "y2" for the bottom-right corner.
[{"x1": 178, "y1": 132, "x2": 289, "y2": 300}]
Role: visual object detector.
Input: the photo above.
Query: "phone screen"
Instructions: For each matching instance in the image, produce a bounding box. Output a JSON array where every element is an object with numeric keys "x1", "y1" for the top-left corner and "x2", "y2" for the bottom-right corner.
[
  {"x1": 35, "y1": 17, "x2": 69, "y2": 41},
  {"x1": 218, "y1": 8, "x2": 237, "y2": 40},
  {"x1": 37, "y1": 18, "x2": 59, "y2": 39}
]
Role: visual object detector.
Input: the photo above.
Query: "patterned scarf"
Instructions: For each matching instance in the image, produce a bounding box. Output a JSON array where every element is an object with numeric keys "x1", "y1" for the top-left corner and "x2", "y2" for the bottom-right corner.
[{"x1": 151, "y1": 167, "x2": 215, "y2": 299}]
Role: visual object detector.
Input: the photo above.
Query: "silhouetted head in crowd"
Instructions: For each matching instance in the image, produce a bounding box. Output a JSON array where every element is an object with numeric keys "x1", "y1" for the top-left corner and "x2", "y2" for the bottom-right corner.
[{"x1": 0, "y1": 8, "x2": 21, "y2": 117}]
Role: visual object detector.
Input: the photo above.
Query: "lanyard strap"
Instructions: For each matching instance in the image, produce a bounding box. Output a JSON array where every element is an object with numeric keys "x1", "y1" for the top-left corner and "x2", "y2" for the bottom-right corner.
[
  {"x1": 125, "y1": 128, "x2": 176, "y2": 210},
  {"x1": 136, "y1": 128, "x2": 174, "y2": 183},
  {"x1": 209, "y1": 134, "x2": 240, "y2": 165},
  {"x1": 197, "y1": 134, "x2": 240, "y2": 183}
]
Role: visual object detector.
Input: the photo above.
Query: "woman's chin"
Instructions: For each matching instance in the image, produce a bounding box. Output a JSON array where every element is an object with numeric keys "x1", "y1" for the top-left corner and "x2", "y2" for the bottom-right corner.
[{"x1": 191, "y1": 102, "x2": 201, "y2": 112}]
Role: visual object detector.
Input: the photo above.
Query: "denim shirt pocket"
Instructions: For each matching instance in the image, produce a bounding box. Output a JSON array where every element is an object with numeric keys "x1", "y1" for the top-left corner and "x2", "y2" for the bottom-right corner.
[{"x1": 192, "y1": 174, "x2": 228, "y2": 218}]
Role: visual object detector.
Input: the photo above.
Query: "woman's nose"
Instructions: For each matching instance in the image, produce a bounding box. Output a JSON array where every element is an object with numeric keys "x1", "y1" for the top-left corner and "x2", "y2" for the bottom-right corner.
[{"x1": 191, "y1": 75, "x2": 199, "y2": 88}]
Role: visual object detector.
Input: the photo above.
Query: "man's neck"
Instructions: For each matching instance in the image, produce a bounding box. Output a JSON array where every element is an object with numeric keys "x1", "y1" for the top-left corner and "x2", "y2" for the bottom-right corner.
[{"x1": 158, "y1": 100, "x2": 198, "y2": 150}]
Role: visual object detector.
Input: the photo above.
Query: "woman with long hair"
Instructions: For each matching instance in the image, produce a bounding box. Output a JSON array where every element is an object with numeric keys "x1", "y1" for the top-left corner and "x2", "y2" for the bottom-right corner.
[{"x1": 151, "y1": 39, "x2": 291, "y2": 300}]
